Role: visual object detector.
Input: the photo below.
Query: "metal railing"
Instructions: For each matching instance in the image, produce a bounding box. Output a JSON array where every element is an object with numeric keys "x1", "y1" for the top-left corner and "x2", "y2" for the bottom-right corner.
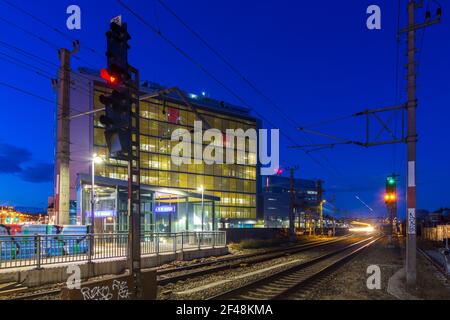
[{"x1": 0, "y1": 231, "x2": 226, "y2": 270}]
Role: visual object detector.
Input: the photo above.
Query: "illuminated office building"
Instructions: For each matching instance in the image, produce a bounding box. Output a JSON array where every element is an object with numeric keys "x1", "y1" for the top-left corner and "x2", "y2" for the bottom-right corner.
[
  {"x1": 260, "y1": 176, "x2": 322, "y2": 228},
  {"x1": 69, "y1": 69, "x2": 261, "y2": 233}
]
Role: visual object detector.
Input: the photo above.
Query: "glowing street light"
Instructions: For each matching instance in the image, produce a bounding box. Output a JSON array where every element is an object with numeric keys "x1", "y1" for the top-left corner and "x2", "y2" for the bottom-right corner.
[
  {"x1": 320, "y1": 199, "x2": 327, "y2": 235},
  {"x1": 198, "y1": 186, "x2": 205, "y2": 231},
  {"x1": 91, "y1": 154, "x2": 104, "y2": 233}
]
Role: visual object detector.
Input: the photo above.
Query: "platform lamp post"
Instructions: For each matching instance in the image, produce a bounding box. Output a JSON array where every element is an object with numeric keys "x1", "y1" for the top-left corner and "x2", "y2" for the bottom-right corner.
[
  {"x1": 198, "y1": 185, "x2": 205, "y2": 231},
  {"x1": 91, "y1": 154, "x2": 104, "y2": 234},
  {"x1": 320, "y1": 200, "x2": 326, "y2": 235}
]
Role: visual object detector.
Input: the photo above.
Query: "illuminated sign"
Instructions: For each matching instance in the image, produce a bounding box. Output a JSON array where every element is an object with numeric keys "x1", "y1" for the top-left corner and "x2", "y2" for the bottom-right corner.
[
  {"x1": 155, "y1": 206, "x2": 176, "y2": 213},
  {"x1": 86, "y1": 210, "x2": 115, "y2": 218}
]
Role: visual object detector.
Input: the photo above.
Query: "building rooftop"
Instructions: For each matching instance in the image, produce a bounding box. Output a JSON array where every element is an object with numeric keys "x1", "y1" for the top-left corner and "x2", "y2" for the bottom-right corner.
[
  {"x1": 78, "y1": 68, "x2": 254, "y2": 120},
  {"x1": 262, "y1": 175, "x2": 320, "y2": 189}
]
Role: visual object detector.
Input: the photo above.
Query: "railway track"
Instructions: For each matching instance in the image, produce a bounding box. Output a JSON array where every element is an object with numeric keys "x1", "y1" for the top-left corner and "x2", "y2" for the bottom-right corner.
[
  {"x1": 208, "y1": 236, "x2": 382, "y2": 300},
  {"x1": 417, "y1": 247, "x2": 450, "y2": 280},
  {"x1": 1, "y1": 237, "x2": 349, "y2": 300},
  {"x1": 157, "y1": 236, "x2": 351, "y2": 285},
  {"x1": 12, "y1": 289, "x2": 61, "y2": 300}
]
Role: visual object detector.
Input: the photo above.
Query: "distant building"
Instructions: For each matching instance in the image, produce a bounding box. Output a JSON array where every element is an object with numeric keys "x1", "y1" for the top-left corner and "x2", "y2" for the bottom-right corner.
[
  {"x1": 0, "y1": 206, "x2": 47, "y2": 224},
  {"x1": 259, "y1": 176, "x2": 323, "y2": 228},
  {"x1": 416, "y1": 209, "x2": 430, "y2": 222},
  {"x1": 47, "y1": 197, "x2": 56, "y2": 225},
  {"x1": 418, "y1": 208, "x2": 450, "y2": 227}
]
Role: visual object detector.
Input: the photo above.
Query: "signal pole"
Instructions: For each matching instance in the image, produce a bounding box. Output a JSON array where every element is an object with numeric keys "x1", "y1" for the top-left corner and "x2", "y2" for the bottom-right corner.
[
  {"x1": 385, "y1": 174, "x2": 398, "y2": 247},
  {"x1": 317, "y1": 180, "x2": 324, "y2": 235},
  {"x1": 402, "y1": 0, "x2": 441, "y2": 287},
  {"x1": 332, "y1": 193, "x2": 336, "y2": 237},
  {"x1": 99, "y1": 19, "x2": 142, "y2": 298},
  {"x1": 289, "y1": 167, "x2": 298, "y2": 242},
  {"x1": 128, "y1": 66, "x2": 142, "y2": 299}
]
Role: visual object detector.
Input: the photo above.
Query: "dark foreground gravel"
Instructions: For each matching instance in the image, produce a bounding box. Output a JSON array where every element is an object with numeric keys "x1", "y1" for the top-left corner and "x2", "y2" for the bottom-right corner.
[{"x1": 295, "y1": 237, "x2": 450, "y2": 300}]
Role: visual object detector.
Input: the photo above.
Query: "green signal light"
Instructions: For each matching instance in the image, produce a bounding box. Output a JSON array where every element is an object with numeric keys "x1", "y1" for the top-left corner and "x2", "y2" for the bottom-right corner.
[{"x1": 387, "y1": 178, "x2": 396, "y2": 185}]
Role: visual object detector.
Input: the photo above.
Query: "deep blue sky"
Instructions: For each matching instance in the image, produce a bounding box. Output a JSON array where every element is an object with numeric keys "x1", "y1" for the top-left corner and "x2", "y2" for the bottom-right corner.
[{"x1": 0, "y1": 0, "x2": 448, "y2": 218}]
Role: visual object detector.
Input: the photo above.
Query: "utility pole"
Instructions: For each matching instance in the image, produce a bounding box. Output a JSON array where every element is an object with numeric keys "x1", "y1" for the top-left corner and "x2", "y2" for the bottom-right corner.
[
  {"x1": 289, "y1": 167, "x2": 296, "y2": 242},
  {"x1": 54, "y1": 44, "x2": 78, "y2": 226},
  {"x1": 402, "y1": 0, "x2": 441, "y2": 287},
  {"x1": 317, "y1": 180, "x2": 324, "y2": 235},
  {"x1": 406, "y1": 0, "x2": 418, "y2": 287},
  {"x1": 288, "y1": 0, "x2": 441, "y2": 289},
  {"x1": 332, "y1": 193, "x2": 336, "y2": 237}
]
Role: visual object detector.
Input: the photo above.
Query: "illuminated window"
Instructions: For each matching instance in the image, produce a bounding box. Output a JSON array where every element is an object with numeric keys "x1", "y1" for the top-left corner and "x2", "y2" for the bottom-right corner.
[{"x1": 93, "y1": 84, "x2": 258, "y2": 221}]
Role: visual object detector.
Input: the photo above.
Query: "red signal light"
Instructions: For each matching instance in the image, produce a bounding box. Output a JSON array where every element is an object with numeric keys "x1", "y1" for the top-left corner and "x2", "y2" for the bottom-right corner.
[
  {"x1": 100, "y1": 68, "x2": 119, "y2": 86},
  {"x1": 274, "y1": 167, "x2": 283, "y2": 176}
]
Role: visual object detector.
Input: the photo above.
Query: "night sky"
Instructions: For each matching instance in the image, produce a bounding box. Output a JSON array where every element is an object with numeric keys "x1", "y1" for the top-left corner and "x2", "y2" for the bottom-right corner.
[{"x1": 0, "y1": 0, "x2": 448, "y2": 219}]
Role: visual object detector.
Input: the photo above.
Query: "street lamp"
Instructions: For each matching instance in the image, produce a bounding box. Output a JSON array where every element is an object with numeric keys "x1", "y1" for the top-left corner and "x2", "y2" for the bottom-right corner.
[
  {"x1": 320, "y1": 200, "x2": 327, "y2": 235},
  {"x1": 91, "y1": 154, "x2": 104, "y2": 234},
  {"x1": 198, "y1": 186, "x2": 205, "y2": 232}
]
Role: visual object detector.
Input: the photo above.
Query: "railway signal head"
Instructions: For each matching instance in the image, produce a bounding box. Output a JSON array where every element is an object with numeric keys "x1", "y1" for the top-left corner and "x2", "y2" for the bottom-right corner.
[
  {"x1": 100, "y1": 68, "x2": 119, "y2": 86},
  {"x1": 100, "y1": 21, "x2": 131, "y2": 88},
  {"x1": 387, "y1": 177, "x2": 396, "y2": 186},
  {"x1": 384, "y1": 193, "x2": 397, "y2": 204},
  {"x1": 106, "y1": 21, "x2": 130, "y2": 72},
  {"x1": 99, "y1": 89, "x2": 132, "y2": 160},
  {"x1": 386, "y1": 175, "x2": 397, "y2": 196},
  {"x1": 99, "y1": 20, "x2": 133, "y2": 160}
]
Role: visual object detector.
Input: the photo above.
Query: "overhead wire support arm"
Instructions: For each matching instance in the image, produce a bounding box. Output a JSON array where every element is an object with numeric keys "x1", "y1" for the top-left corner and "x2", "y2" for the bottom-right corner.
[
  {"x1": 68, "y1": 86, "x2": 212, "y2": 129},
  {"x1": 290, "y1": 103, "x2": 408, "y2": 152},
  {"x1": 399, "y1": 17, "x2": 441, "y2": 33},
  {"x1": 351, "y1": 103, "x2": 407, "y2": 117}
]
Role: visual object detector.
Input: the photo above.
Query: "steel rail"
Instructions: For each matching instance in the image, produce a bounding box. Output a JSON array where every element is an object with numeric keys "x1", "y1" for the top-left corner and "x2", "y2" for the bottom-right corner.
[
  {"x1": 4, "y1": 237, "x2": 350, "y2": 300},
  {"x1": 157, "y1": 237, "x2": 351, "y2": 285},
  {"x1": 417, "y1": 247, "x2": 449, "y2": 280},
  {"x1": 208, "y1": 236, "x2": 381, "y2": 300}
]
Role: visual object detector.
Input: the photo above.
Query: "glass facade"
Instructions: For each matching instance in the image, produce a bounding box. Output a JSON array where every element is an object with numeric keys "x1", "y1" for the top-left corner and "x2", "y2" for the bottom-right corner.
[
  {"x1": 91, "y1": 83, "x2": 259, "y2": 227},
  {"x1": 77, "y1": 182, "x2": 216, "y2": 234},
  {"x1": 260, "y1": 177, "x2": 321, "y2": 228}
]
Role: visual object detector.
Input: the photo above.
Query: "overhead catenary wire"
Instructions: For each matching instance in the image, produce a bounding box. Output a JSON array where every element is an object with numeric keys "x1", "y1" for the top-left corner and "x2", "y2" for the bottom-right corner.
[
  {"x1": 0, "y1": 0, "x2": 341, "y2": 179},
  {"x1": 0, "y1": 0, "x2": 103, "y2": 58},
  {"x1": 0, "y1": 50, "x2": 55, "y2": 80},
  {"x1": 0, "y1": 49, "x2": 94, "y2": 102},
  {"x1": 0, "y1": 39, "x2": 59, "y2": 69},
  {"x1": 0, "y1": 39, "x2": 99, "y2": 90},
  {"x1": 155, "y1": 0, "x2": 343, "y2": 176},
  {"x1": 393, "y1": 0, "x2": 403, "y2": 176},
  {"x1": 0, "y1": 37, "x2": 99, "y2": 98},
  {"x1": 0, "y1": 15, "x2": 61, "y2": 50},
  {"x1": 117, "y1": 0, "x2": 340, "y2": 177},
  {"x1": 0, "y1": 80, "x2": 86, "y2": 115},
  {"x1": 0, "y1": 14, "x2": 95, "y2": 72},
  {"x1": 0, "y1": 12, "x2": 99, "y2": 70}
]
